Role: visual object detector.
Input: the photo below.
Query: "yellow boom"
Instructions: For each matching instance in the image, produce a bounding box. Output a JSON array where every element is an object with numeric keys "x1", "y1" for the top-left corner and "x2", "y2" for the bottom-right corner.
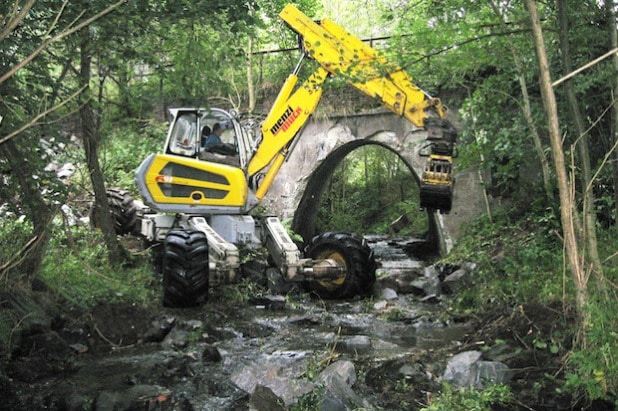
[{"x1": 247, "y1": 4, "x2": 456, "y2": 211}]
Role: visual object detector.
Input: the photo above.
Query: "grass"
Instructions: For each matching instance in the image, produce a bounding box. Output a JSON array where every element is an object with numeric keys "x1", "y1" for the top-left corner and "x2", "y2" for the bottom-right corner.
[
  {"x1": 39, "y1": 224, "x2": 158, "y2": 309},
  {"x1": 442, "y1": 206, "x2": 617, "y2": 406}
]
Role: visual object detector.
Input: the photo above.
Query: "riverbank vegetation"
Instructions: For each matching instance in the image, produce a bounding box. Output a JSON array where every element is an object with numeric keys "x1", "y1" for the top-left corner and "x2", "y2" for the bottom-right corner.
[{"x1": 1, "y1": 0, "x2": 616, "y2": 409}]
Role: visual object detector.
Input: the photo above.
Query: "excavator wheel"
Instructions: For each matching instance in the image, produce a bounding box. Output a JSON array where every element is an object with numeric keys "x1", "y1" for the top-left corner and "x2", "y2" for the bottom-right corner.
[
  {"x1": 303, "y1": 232, "x2": 376, "y2": 299},
  {"x1": 106, "y1": 188, "x2": 139, "y2": 235},
  {"x1": 162, "y1": 229, "x2": 209, "y2": 307}
]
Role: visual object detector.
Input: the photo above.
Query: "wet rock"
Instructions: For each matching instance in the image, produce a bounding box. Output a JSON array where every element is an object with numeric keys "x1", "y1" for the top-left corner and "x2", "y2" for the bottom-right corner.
[
  {"x1": 399, "y1": 363, "x2": 427, "y2": 381},
  {"x1": 373, "y1": 300, "x2": 388, "y2": 311},
  {"x1": 442, "y1": 350, "x2": 511, "y2": 389},
  {"x1": 380, "y1": 287, "x2": 398, "y2": 300},
  {"x1": 249, "y1": 384, "x2": 286, "y2": 411},
  {"x1": 249, "y1": 295, "x2": 286, "y2": 310},
  {"x1": 202, "y1": 344, "x2": 223, "y2": 363},
  {"x1": 317, "y1": 371, "x2": 371, "y2": 411},
  {"x1": 442, "y1": 268, "x2": 473, "y2": 294},
  {"x1": 365, "y1": 357, "x2": 436, "y2": 398},
  {"x1": 337, "y1": 335, "x2": 372, "y2": 355},
  {"x1": 143, "y1": 316, "x2": 176, "y2": 343},
  {"x1": 410, "y1": 267, "x2": 442, "y2": 297},
  {"x1": 376, "y1": 270, "x2": 424, "y2": 295},
  {"x1": 442, "y1": 350, "x2": 482, "y2": 386},
  {"x1": 161, "y1": 319, "x2": 204, "y2": 349},
  {"x1": 93, "y1": 385, "x2": 171, "y2": 411},
  {"x1": 231, "y1": 354, "x2": 315, "y2": 406},
  {"x1": 317, "y1": 360, "x2": 357, "y2": 386}
]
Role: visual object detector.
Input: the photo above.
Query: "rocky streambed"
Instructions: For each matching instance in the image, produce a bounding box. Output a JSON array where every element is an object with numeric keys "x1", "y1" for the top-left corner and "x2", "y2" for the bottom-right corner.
[{"x1": 3, "y1": 236, "x2": 593, "y2": 410}]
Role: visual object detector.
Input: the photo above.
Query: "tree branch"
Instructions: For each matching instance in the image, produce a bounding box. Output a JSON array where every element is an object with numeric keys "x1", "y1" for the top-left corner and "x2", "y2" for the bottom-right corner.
[
  {"x1": 0, "y1": 84, "x2": 87, "y2": 144},
  {"x1": 0, "y1": 0, "x2": 36, "y2": 43},
  {"x1": 552, "y1": 47, "x2": 618, "y2": 88},
  {"x1": 0, "y1": 0, "x2": 126, "y2": 85}
]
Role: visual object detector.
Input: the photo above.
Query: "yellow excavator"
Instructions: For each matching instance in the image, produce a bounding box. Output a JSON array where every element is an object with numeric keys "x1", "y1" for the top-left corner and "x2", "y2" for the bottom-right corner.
[{"x1": 109, "y1": 4, "x2": 457, "y2": 307}]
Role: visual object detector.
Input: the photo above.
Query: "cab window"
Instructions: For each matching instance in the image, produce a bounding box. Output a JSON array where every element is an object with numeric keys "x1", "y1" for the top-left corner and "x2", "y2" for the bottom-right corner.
[{"x1": 168, "y1": 113, "x2": 198, "y2": 157}]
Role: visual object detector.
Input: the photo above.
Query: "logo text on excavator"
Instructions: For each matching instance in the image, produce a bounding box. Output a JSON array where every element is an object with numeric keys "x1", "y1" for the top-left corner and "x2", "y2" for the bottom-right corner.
[{"x1": 270, "y1": 106, "x2": 302, "y2": 136}]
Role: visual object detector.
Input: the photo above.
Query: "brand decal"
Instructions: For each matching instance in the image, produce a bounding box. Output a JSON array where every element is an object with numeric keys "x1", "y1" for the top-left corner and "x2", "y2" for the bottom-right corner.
[{"x1": 270, "y1": 106, "x2": 303, "y2": 136}]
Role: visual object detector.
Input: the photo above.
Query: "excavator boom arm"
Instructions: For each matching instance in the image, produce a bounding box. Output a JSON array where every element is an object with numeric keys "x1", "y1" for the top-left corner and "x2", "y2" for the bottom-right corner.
[
  {"x1": 280, "y1": 4, "x2": 446, "y2": 127},
  {"x1": 247, "y1": 4, "x2": 456, "y2": 212}
]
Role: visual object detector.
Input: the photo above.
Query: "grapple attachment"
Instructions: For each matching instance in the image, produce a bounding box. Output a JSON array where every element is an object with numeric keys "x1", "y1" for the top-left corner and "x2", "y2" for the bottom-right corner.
[{"x1": 420, "y1": 155, "x2": 454, "y2": 213}]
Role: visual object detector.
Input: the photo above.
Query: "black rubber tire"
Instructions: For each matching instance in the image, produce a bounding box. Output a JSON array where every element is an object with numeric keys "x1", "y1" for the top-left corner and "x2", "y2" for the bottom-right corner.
[
  {"x1": 162, "y1": 229, "x2": 209, "y2": 307},
  {"x1": 303, "y1": 232, "x2": 376, "y2": 299},
  {"x1": 106, "y1": 188, "x2": 139, "y2": 235}
]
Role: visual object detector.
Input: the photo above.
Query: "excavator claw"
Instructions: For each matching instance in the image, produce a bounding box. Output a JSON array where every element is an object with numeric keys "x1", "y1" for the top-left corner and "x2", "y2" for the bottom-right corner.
[
  {"x1": 419, "y1": 118, "x2": 457, "y2": 213},
  {"x1": 420, "y1": 155, "x2": 454, "y2": 213}
]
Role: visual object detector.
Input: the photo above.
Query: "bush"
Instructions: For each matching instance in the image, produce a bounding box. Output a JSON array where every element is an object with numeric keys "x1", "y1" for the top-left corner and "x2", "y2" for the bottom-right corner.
[
  {"x1": 444, "y1": 206, "x2": 565, "y2": 312},
  {"x1": 99, "y1": 119, "x2": 167, "y2": 191},
  {"x1": 0, "y1": 216, "x2": 34, "y2": 285},
  {"x1": 39, "y1": 224, "x2": 158, "y2": 308}
]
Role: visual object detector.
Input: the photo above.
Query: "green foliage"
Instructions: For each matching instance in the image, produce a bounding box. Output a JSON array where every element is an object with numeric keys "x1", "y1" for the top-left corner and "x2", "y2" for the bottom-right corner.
[
  {"x1": 316, "y1": 145, "x2": 428, "y2": 236},
  {"x1": 445, "y1": 208, "x2": 618, "y2": 402},
  {"x1": 443, "y1": 205, "x2": 565, "y2": 313},
  {"x1": 290, "y1": 386, "x2": 324, "y2": 411},
  {"x1": 421, "y1": 383, "x2": 514, "y2": 411},
  {"x1": 39, "y1": 225, "x2": 157, "y2": 308},
  {"x1": 99, "y1": 119, "x2": 167, "y2": 191},
  {"x1": 216, "y1": 277, "x2": 268, "y2": 305},
  {"x1": 565, "y1": 283, "x2": 618, "y2": 403},
  {"x1": 0, "y1": 217, "x2": 34, "y2": 284}
]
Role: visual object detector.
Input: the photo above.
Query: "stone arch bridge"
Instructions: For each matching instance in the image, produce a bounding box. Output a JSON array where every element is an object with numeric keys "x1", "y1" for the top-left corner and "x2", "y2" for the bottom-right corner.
[{"x1": 260, "y1": 110, "x2": 486, "y2": 255}]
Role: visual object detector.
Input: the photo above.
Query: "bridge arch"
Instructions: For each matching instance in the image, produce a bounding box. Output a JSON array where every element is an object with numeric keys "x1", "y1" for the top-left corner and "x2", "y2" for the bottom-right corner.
[{"x1": 261, "y1": 111, "x2": 449, "y2": 253}]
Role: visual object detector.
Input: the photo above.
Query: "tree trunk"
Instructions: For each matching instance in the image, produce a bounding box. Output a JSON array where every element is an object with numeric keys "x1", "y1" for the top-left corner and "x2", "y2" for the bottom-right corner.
[
  {"x1": 117, "y1": 62, "x2": 133, "y2": 118},
  {"x1": 79, "y1": 27, "x2": 127, "y2": 265},
  {"x1": 0, "y1": 140, "x2": 54, "y2": 284},
  {"x1": 608, "y1": 0, "x2": 618, "y2": 228},
  {"x1": 556, "y1": 0, "x2": 604, "y2": 278},
  {"x1": 489, "y1": 1, "x2": 553, "y2": 200},
  {"x1": 525, "y1": 0, "x2": 588, "y2": 337},
  {"x1": 247, "y1": 37, "x2": 256, "y2": 114}
]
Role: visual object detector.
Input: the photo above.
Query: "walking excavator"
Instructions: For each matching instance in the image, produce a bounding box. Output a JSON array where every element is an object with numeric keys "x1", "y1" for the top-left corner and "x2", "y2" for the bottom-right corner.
[{"x1": 108, "y1": 4, "x2": 457, "y2": 307}]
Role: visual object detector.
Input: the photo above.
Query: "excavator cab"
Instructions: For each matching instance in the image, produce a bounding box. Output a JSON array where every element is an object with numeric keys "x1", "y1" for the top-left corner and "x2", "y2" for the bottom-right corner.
[
  {"x1": 164, "y1": 108, "x2": 250, "y2": 165},
  {"x1": 135, "y1": 108, "x2": 258, "y2": 214}
]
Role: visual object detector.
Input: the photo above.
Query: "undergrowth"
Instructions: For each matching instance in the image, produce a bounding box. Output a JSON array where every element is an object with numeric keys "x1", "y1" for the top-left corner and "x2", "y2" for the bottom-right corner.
[
  {"x1": 39, "y1": 224, "x2": 158, "y2": 309},
  {"x1": 421, "y1": 383, "x2": 514, "y2": 411},
  {"x1": 442, "y1": 205, "x2": 617, "y2": 407}
]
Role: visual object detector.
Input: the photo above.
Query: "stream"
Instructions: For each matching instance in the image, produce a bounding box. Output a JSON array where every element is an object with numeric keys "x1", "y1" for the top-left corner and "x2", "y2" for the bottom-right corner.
[{"x1": 7, "y1": 235, "x2": 476, "y2": 410}]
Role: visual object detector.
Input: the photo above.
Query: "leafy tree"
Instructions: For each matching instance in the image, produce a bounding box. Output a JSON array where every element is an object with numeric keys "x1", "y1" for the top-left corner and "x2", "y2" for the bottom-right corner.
[
  {"x1": 0, "y1": 0, "x2": 125, "y2": 282},
  {"x1": 317, "y1": 145, "x2": 427, "y2": 236}
]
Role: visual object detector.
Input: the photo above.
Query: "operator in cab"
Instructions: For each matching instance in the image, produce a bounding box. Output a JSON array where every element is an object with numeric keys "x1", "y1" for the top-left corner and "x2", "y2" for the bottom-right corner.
[{"x1": 202, "y1": 122, "x2": 236, "y2": 155}]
